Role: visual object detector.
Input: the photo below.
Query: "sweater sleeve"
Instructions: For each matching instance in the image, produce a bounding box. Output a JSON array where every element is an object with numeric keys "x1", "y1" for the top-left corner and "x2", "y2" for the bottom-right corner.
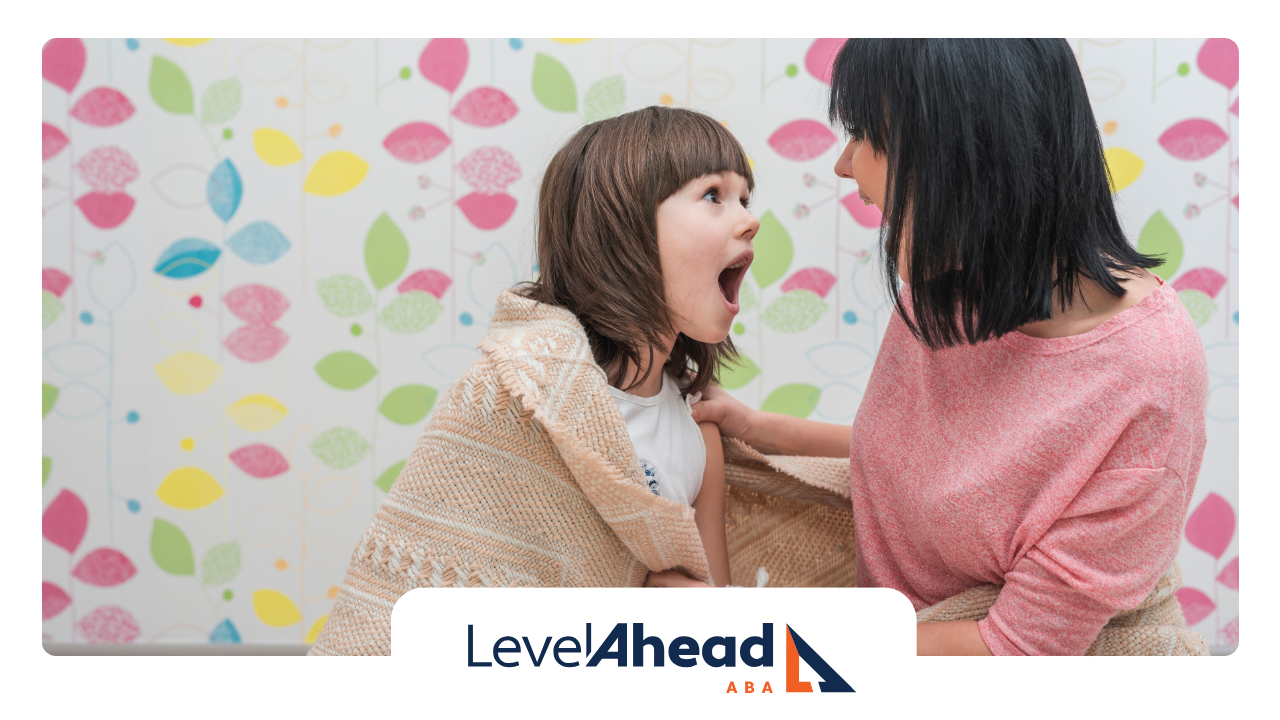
[{"x1": 977, "y1": 466, "x2": 1188, "y2": 656}]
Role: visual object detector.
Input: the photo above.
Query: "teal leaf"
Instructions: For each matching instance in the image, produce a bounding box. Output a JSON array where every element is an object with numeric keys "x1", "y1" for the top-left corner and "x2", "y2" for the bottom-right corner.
[
  {"x1": 316, "y1": 274, "x2": 375, "y2": 317},
  {"x1": 149, "y1": 56, "x2": 194, "y2": 114},
  {"x1": 227, "y1": 221, "x2": 291, "y2": 265},
  {"x1": 377, "y1": 291, "x2": 443, "y2": 334},
  {"x1": 532, "y1": 53, "x2": 577, "y2": 113},
  {"x1": 210, "y1": 618, "x2": 242, "y2": 643},
  {"x1": 365, "y1": 212, "x2": 409, "y2": 290},
  {"x1": 207, "y1": 158, "x2": 243, "y2": 223},
  {"x1": 378, "y1": 384, "x2": 437, "y2": 425},
  {"x1": 154, "y1": 238, "x2": 220, "y2": 278}
]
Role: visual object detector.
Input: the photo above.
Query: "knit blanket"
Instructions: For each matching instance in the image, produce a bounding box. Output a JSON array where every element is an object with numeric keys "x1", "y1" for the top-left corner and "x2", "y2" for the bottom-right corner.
[{"x1": 309, "y1": 290, "x2": 1204, "y2": 657}]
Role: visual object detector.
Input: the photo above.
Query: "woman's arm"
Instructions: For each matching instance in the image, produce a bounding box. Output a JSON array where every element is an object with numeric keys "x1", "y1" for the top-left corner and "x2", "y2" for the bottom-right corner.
[
  {"x1": 693, "y1": 421, "x2": 731, "y2": 587},
  {"x1": 690, "y1": 384, "x2": 850, "y2": 458},
  {"x1": 917, "y1": 621, "x2": 993, "y2": 656}
]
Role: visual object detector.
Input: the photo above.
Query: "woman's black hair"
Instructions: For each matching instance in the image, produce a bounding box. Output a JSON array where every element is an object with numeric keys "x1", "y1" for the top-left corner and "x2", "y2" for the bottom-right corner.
[{"x1": 828, "y1": 39, "x2": 1161, "y2": 349}]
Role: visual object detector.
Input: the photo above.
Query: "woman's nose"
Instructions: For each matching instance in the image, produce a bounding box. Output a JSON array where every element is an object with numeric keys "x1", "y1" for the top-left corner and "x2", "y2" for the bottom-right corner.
[{"x1": 833, "y1": 139, "x2": 857, "y2": 179}]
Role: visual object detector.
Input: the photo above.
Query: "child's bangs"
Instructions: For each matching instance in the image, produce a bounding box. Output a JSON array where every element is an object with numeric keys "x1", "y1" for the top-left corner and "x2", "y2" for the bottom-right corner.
[{"x1": 659, "y1": 113, "x2": 754, "y2": 195}]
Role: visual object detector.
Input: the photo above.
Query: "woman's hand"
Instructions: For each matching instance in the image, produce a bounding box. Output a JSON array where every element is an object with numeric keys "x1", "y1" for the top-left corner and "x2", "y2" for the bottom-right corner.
[
  {"x1": 644, "y1": 569, "x2": 713, "y2": 588},
  {"x1": 690, "y1": 383, "x2": 759, "y2": 444}
]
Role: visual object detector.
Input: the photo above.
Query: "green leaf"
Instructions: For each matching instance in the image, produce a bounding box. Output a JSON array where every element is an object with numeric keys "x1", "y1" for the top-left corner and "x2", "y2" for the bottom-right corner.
[
  {"x1": 583, "y1": 74, "x2": 625, "y2": 121},
  {"x1": 1138, "y1": 210, "x2": 1183, "y2": 281},
  {"x1": 365, "y1": 212, "x2": 409, "y2": 290},
  {"x1": 379, "y1": 384, "x2": 438, "y2": 425},
  {"x1": 761, "y1": 383, "x2": 821, "y2": 419},
  {"x1": 378, "y1": 291, "x2": 443, "y2": 334},
  {"x1": 1178, "y1": 289, "x2": 1218, "y2": 327},
  {"x1": 149, "y1": 55, "x2": 195, "y2": 114},
  {"x1": 532, "y1": 53, "x2": 577, "y2": 113},
  {"x1": 315, "y1": 351, "x2": 378, "y2": 390},
  {"x1": 762, "y1": 290, "x2": 828, "y2": 333},
  {"x1": 310, "y1": 427, "x2": 371, "y2": 469},
  {"x1": 42, "y1": 456, "x2": 51, "y2": 486},
  {"x1": 43, "y1": 290, "x2": 64, "y2": 330},
  {"x1": 718, "y1": 354, "x2": 760, "y2": 390},
  {"x1": 316, "y1": 274, "x2": 375, "y2": 317},
  {"x1": 376, "y1": 460, "x2": 406, "y2": 493},
  {"x1": 201, "y1": 540, "x2": 242, "y2": 586},
  {"x1": 737, "y1": 281, "x2": 758, "y2": 312},
  {"x1": 151, "y1": 518, "x2": 195, "y2": 576},
  {"x1": 200, "y1": 77, "x2": 242, "y2": 125},
  {"x1": 751, "y1": 211, "x2": 794, "y2": 290},
  {"x1": 42, "y1": 383, "x2": 58, "y2": 418}
]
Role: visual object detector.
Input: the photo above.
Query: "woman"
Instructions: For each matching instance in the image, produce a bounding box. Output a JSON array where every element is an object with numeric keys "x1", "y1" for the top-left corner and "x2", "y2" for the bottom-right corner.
[{"x1": 692, "y1": 39, "x2": 1209, "y2": 655}]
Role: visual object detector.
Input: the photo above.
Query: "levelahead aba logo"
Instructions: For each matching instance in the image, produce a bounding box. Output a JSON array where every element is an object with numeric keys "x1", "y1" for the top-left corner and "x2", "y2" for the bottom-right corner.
[{"x1": 465, "y1": 621, "x2": 853, "y2": 694}]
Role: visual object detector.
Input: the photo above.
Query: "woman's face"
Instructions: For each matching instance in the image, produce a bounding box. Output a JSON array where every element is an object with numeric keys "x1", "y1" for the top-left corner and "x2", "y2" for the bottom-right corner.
[
  {"x1": 834, "y1": 139, "x2": 908, "y2": 281},
  {"x1": 655, "y1": 172, "x2": 759, "y2": 344}
]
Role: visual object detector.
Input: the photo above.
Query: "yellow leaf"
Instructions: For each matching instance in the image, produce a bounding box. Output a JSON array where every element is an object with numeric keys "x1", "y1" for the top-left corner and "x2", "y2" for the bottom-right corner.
[
  {"x1": 253, "y1": 589, "x2": 302, "y2": 627},
  {"x1": 304, "y1": 151, "x2": 369, "y2": 196},
  {"x1": 551, "y1": 38, "x2": 592, "y2": 44},
  {"x1": 304, "y1": 614, "x2": 329, "y2": 643},
  {"x1": 157, "y1": 467, "x2": 225, "y2": 509},
  {"x1": 154, "y1": 351, "x2": 221, "y2": 395},
  {"x1": 227, "y1": 394, "x2": 289, "y2": 432},
  {"x1": 253, "y1": 128, "x2": 302, "y2": 166},
  {"x1": 164, "y1": 38, "x2": 213, "y2": 46},
  {"x1": 747, "y1": 154, "x2": 756, "y2": 171},
  {"x1": 1104, "y1": 147, "x2": 1144, "y2": 192}
]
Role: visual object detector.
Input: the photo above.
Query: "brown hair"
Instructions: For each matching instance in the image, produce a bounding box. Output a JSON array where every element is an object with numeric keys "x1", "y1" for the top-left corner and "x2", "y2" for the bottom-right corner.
[{"x1": 517, "y1": 106, "x2": 754, "y2": 398}]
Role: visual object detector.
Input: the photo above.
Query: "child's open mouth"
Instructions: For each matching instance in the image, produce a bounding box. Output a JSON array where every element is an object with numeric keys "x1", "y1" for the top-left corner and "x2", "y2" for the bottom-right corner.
[{"x1": 718, "y1": 252, "x2": 752, "y2": 310}]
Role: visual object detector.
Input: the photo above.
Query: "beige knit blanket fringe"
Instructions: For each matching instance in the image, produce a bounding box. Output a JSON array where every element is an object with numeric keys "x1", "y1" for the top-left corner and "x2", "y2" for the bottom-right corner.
[{"x1": 309, "y1": 290, "x2": 1201, "y2": 657}]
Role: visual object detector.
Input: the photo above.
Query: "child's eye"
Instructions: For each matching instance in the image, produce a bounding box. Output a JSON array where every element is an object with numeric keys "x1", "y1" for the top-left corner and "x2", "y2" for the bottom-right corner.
[
  {"x1": 740, "y1": 196, "x2": 751, "y2": 209},
  {"x1": 702, "y1": 187, "x2": 720, "y2": 204}
]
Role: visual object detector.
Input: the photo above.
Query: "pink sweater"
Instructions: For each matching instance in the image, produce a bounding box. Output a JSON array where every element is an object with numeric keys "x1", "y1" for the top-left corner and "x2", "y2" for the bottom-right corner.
[{"x1": 849, "y1": 281, "x2": 1208, "y2": 655}]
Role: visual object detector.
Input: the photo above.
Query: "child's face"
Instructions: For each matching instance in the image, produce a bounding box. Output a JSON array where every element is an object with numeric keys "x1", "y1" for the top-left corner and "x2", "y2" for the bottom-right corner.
[{"x1": 655, "y1": 171, "x2": 758, "y2": 344}]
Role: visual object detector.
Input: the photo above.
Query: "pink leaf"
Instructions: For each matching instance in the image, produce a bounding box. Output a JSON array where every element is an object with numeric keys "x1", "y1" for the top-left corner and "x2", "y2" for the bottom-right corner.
[
  {"x1": 1158, "y1": 119, "x2": 1228, "y2": 161},
  {"x1": 1219, "y1": 616, "x2": 1239, "y2": 646},
  {"x1": 71, "y1": 548, "x2": 137, "y2": 587},
  {"x1": 768, "y1": 119, "x2": 837, "y2": 162},
  {"x1": 1231, "y1": 195, "x2": 1238, "y2": 210},
  {"x1": 840, "y1": 192, "x2": 884, "y2": 228},
  {"x1": 782, "y1": 268, "x2": 837, "y2": 298},
  {"x1": 1197, "y1": 38, "x2": 1238, "y2": 90},
  {"x1": 224, "y1": 323, "x2": 289, "y2": 363},
  {"x1": 42, "y1": 489, "x2": 88, "y2": 554},
  {"x1": 42, "y1": 122, "x2": 69, "y2": 162},
  {"x1": 70, "y1": 87, "x2": 136, "y2": 127},
  {"x1": 43, "y1": 38, "x2": 86, "y2": 93},
  {"x1": 230, "y1": 444, "x2": 290, "y2": 479},
  {"x1": 398, "y1": 269, "x2": 452, "y2": 299},
  {"x1": 42, "y1": 581, "x2": 72, "y2": 621},
  {"x1": 1185, "y1": 492, "x2": 1235, "y2": 559},
  {"x1": 457, "y1": 146, "x2": 521, "y2": 193},
  {"x1": 75, "y1": 192, "x2": 135, "y2": 229},
  {"x1": 76, "y1": 605, "x2": 140, "y2": 644},
  {"x1": 419, "y1": 38, "x2": 469, "y2": 94},
  {"x1": 1217, "y1": 556, "x2": 1239, "y2": 590},
  {"x1": 1172, "y1": 268, "x2": 1227, "y2": 299},
  {"x1": 223, "y1": 284, "x2": 289, "y2": 324},
  {"x1": 457, "y1": 192, "x2": 517, "y2": 230},
  {"x1": 42, "y1": 268, "x2": 72, "y2": 298},
  {"x1": 452, "y1": 86, "x2": 519, "y2": 127},
  {"x1": 383, "y1": 122, "x2": 450, "y2": 164},
  {"x1": 805, "y1": 38, "x2": 846, "y2": 85},
  {"x1": 1175, "y1": 587, "x2": 1216, "y2": 626},
  {"x1": 1229, "y1": 96, "x2": 1238, "y2": 117},
  {"x1": 75, "y1": 145, "x2": 139, "y2": 193}
]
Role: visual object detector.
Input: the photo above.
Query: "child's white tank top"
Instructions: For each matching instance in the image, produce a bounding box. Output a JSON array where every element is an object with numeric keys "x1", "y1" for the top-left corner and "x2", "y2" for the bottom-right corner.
[{"x1": 607, "y1": 372, "x2": 706, "y2": 506}]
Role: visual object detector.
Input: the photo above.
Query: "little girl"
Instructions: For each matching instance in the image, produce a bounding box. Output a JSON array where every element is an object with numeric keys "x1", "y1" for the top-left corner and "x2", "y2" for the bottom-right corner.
[{"x1": 310, "y1": 107, "x2": 849, "y2": 655}]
